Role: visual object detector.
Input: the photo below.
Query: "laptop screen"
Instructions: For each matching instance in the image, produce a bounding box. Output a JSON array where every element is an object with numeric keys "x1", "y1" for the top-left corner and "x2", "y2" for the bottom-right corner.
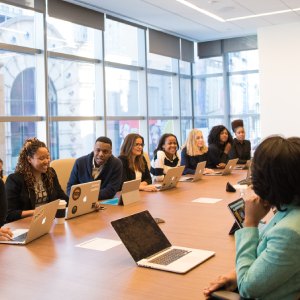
[{"x1": 111, "y1": 210, "x2": 171, "y2": 262}]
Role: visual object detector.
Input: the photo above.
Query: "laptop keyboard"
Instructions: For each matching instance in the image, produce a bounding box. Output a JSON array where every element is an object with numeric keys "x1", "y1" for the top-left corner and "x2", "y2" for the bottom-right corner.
[
  {"x1": 13, "y1": 232, "x2": 27, "y2": 242},
  {"x1": 149, "y1": 248, "x2": 191, "y2": 265}
]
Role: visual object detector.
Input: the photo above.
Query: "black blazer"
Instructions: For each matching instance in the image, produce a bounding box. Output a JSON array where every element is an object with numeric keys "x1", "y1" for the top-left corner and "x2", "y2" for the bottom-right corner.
[
  {"x1": 5, "y1": 168, "x2": 68, "y2": 223},
  {"x1": 229, "y1": 139, "x2": 251, "y2": 164},
  {"x1": 0, "y1": 179, "x2": 7, "y2": 226},
  {"x1": 118, "y1": 155, "x2": 152, "y2": 189}
]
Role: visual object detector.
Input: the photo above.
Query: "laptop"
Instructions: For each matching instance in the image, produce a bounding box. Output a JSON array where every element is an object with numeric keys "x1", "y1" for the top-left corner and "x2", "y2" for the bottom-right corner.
[
  {"x1": 100, "y1": 179, "x2": 141, "y2": 206},
  {"x1": 234, "y1": 159, "x2": 251, "y2": 170},
  {"x1": 155, "y1": 166, "x2": 184, "y2": 191},
  {"x1": 179, "y1": 161, "x2": 206, "y2": 182},
  {"x1": 204, "y1": 158, "x2": 238, "y2": 176},
  {"x1": 0, "y1": 200, "x2": 59, "y2": 245},
  {"x1": 111, "y1": 210, "x2": 215, "y2": 274},
  {"x1": 237, "y1": 161, "x2": 252, "y2": 185},
  {"x1": 66, "y1": 180, "x2": 100, "y2": 220}
]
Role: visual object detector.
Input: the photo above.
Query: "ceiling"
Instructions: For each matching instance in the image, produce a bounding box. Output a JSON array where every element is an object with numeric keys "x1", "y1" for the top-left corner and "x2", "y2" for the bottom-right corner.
[{"x1": 67, "y1": 0, "x2": 300, "y2": 41}]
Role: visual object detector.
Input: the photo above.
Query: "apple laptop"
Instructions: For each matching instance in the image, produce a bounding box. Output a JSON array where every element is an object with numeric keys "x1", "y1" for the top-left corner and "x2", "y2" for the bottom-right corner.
[
  {"x1": 179, "y1": 161, "x2": 206, "y2": 182},
  {"x1": 205, "y1": 158, "x2": 238, "y2": 176},
  {"x1": 100, "y1": 179, "x2": 141, "y2": 206},
  {"x1": 111, "y1": 210, "x2": 215, "y2": 274},
  {"x1": 234, "y1": 159, "x2": 251, "y2": 170},
  {"x1": 66, "y1": 180, "x2": 100, "y2": 220},
  {"x1": 155, "y1": 166, "x2": 184, "y2": 191},
  {"x1": 237, "y1": 161, "x2": 252, "y2": 185},
  {"x1": 0, "y1": 200, "x2": 59, "y2": 245}
]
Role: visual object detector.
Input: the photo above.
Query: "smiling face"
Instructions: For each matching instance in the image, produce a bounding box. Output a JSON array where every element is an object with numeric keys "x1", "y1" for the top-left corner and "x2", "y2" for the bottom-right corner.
[
  {"x1": 93, "y1": 142, "x2": 112, "y2": 166},
  {"x1": 162, "y1": 135, "x2": 178, "y2": 157},
  {"x1": 27, "y1": 147, "x2": 50, "y2": 175},
  {"x1": 219, "y1": 129, "x2": 229, "y2": 144},
  {"x1": 131, "y1": 137, "x2": 144, "y2": 157},
  {"x1": 235, "y1": 127, "x2": 245, "y2": 142},
  {"x1": 195, "y1": 132, "x2": 204, "y2": 148}
]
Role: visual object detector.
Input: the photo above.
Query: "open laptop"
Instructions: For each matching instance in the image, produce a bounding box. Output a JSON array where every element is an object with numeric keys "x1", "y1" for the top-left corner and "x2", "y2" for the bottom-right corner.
[
  {"x1": 234, "y1": 159, "x2": 251, "y2": 170},
  {"x1": 204, "y1": 158, "x2": 238, "y2": 176},
  {"x1": 100, "y1": 179, "x2": 141, "y2": 206},
  {"x1": 155, "y1": 166, "x2": 184, "y2": 191},
  {"x1": 237, "y1": 161, "x2": 252, "y2": 185},
  {"x1": 179, "y1": 161, "x2": 206, "y2": 182},
  {"x1": 111, "y1": 210, "x2": 215, "y2": 274},
  {"x1": 0, "y1": 200, "x2": 59, "y2": 245},
  {"x1": 66, "y1": 180, "x2": 100, "y2": 220}
]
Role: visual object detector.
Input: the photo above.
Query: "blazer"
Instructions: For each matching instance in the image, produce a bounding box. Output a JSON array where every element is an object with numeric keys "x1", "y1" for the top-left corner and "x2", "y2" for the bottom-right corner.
[
  {"x1": 5, "y1": 168, "x2": 68, "y2": 223},
  {"x1": 207, "y1": 143, "x2": 229, "y2": 168},
  {"x1": 0, "y1": 179, "x2": 7, "y2": 226},
  {"x1": 235, "y1": 205, "x2": 300, "y2": 300},
  {"x1": 118, "y1": 155, "x2": 152, "y2": 189},
  {"x1": 229, "y1": 139, "x2": 251, "y2": 164},
  {"x1": 67, "y1": 152, "x2": 122, "y2": 200},
  {"x1": 180, "y1": 147, "x2": 208, "y2": 175}
]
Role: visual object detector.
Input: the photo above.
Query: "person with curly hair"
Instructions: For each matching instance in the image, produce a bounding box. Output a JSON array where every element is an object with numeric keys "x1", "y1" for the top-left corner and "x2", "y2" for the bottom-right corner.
[
  {"x1": 5, "y1": 138, "x2": 68, "y2": 223},
  {"x1": 119, "y1": 133, "x2": 157, "y2": 192},
  {"x1": 207, "y1": 125, "x2": 233, "y2": 169},
  {"x1": 150, "y1": 133, "x2": 181, "y2": 182},
  {"x1": 204, "y1": 136, "x2": 300, "y2": 299}
]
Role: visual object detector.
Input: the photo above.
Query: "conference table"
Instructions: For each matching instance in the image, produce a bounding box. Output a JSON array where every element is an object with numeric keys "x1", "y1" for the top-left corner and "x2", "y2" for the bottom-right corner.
[{"x1": 1, "y1": 170, "x2": 248, "y2": 300}]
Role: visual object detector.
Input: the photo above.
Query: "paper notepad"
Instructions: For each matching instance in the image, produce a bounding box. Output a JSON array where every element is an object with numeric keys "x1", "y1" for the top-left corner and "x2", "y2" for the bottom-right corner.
[
  {"x1": 76, "y1": 238, "x2": 122, "y2": 251},
  {"x1": 192, "y1": 197, "x2": 222, "y2": 204}
]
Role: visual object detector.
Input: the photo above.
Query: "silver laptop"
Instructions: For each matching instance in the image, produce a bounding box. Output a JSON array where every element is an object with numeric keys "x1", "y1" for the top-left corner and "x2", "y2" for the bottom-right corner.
[
  {"x1": 237, "y1": 161, "x2": 252, "y2": 185},
  {"x1": 100, "y1": 179, "x2": 141, "y2": 206},
  {"x1": 0, "y1": 200, "x2": 59, "y2": 245},
  {"x1": 111, "y1": 210, "x2": 215, "y2": 274},
  {"x1": 66, "y1": 180, "x2": 100, "y2": 220},
  {"x1": 205, "y1": 158, "x2": 238, "y2": 176},
  {"x1": 234, "y1": 159, "x2": 251, "y2": 170},
  {"x1": 155, "y1": 166, "x2": 184, "y2": 191},
  {"x1": 179, "y1": 161, "x2": 206, "y2": 182}
]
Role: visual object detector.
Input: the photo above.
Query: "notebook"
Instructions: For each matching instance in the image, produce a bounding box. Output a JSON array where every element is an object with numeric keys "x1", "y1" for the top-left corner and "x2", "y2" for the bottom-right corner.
[
  {"x1": 0, "y1": 200, "x2": 59, "y2": 245},
  {"x1": 100, "y1": 179, "x2": 141, "y2": 206},
  {"x1": 111, "y1": 210, "x2": 215, "y2": 274},
  {"x1": 155, "y1": 166, "x2": 184, "y2": 191},
  {"x1": 179, "y1": 161, "x2": 206, "y2": 182},
  {"x1": 204, "y1": 158, "x2": 238, "y2": 176},
  {"x1": 66, "y1": 180, "x2": 101, "y2": 220}
]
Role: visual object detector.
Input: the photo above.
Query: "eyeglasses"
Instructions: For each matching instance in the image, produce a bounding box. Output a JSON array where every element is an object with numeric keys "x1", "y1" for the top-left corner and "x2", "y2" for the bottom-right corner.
[{"x1": 134, "y1": 143, "x2": 144, "y2": 147}]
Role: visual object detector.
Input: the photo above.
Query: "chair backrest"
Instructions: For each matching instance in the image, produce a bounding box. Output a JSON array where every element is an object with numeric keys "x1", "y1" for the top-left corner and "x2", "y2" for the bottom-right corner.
[
  {"x1": 143, "y1": 152, "x2": 151, "y2": 170},
  {"x1": 50, "y1": 158, "x2": 76, "y2": 193}
]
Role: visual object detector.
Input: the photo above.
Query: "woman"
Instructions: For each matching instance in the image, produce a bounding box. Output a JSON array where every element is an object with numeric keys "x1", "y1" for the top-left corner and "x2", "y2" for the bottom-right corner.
[
  {"x1": 150, "y1": 133, "x2": 180, "y2": 182},
  {"x1": 0, "y1": 178, "x2": 13, "y2": 240},
  {"x1": 204, "y1": 136, "x2": 300, "y2": 300},
  {"x1": 229, "y1": 119, "x2": 251, "y2": 164},
  {"x1": 6, "y1": 138, "x2": 68, "y2": 223},
  {"x1": 0, "y1": 158, "x2": 3, "y2": 179},
  {"x1": 119, "y1": 133, "x2": 157, "y2": 192},
  {"x1": 180, "y1": 129, "x2": 211, "y2": 175},
  {"x1": 207, "y1": 125, "x2": 233, "y2": 169}
]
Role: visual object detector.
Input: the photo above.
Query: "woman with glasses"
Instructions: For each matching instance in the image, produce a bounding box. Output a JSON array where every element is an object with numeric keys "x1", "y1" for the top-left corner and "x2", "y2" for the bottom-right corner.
[{"x1": 119, "y1": 133, "x2": 157, "y2": 192}]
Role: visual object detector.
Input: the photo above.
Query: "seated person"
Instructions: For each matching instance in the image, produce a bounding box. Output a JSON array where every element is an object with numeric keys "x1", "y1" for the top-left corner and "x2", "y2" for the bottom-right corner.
[
  {"x1": 207, "y1": 125, "x2": 233, "y2": 169},
  {"x1": 229, "y1": 119, "x2": 251, "y2": 164},
  {"x1": 181, "y1": 129, "x2": 213, "y2": 175},
  {"x1": 150, "y1": 133, "x2": 181, "y2": 182},
  {"x1": 0, "y1": 158, "x2": 3, "y2": 179},
  {"x1": 204, "y1": 136, "x2": 300, "y2": 300},
  {"x1": 119, "y1": 133, "x2": 157, "y2": 192},
  {"x1": 6, "y1": 138, "x2": 68, "y2": 223},
  {"x1": 0, "y1": 178, "x2": 13, "y2": 241},
  {"x1": 67, "y1": 136, "x2": 122, "y2": 200}
]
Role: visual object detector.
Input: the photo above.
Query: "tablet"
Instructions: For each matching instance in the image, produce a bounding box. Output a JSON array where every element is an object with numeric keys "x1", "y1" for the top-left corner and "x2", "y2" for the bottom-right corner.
[{"x1": 227, "y1": 198, "x2": 245, "y2": 230}]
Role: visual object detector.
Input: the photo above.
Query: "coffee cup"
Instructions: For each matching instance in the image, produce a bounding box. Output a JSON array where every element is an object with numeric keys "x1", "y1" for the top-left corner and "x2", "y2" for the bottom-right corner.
[{"x1": 55, "y1": 200, "x2": 67, "y2": 224}]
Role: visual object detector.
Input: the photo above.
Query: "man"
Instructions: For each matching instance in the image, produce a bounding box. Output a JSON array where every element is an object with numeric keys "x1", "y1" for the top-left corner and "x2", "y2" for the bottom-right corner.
[{"x1": 67, "y1": 137, "x2": 122, "y2": 200}]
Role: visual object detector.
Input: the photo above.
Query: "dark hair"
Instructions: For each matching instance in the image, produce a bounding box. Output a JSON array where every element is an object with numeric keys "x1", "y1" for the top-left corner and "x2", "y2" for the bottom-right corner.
[
  {"x1": 0, "y1": 158, "x2": 3, "y2": 179},
  {"x1": 252, "y1": 135, "x2": 300, "y2": 210},
  {"x1": 120, "y1": 133, "x2": 146, "y2": 172},
  {"x1": 153, "y1": 133, "x2": 179, "y2": 157},
  {"x1": 15, "y1": 137, "x2": 55, "y2": 192},
  {"x1": 95, "y1": 136, "x2": 112, "y2": 146},
  {"x1": 208, "y1": 125, "x2": 233, "y2": 146}
]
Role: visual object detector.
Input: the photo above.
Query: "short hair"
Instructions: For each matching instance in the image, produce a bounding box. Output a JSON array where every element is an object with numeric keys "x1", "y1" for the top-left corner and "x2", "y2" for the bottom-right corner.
[
  {"x1": 208, "y1": 125, "x2": 233, "y2": 146},
  {"x1": 95, "y1": 136, "x2": 112, "y2": 147},
  {"x1": 153, "y1": 133, "x2": 179, "y2": 157},
  {"x1": 252, "y1": 135, "x2": 300, "y2": 210}
]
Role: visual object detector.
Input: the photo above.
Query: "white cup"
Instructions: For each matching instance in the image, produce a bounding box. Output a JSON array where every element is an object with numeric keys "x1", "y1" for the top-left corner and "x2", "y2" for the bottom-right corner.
[{"x1": 55, "y1": 200, "x2": 67, "y2": 224}]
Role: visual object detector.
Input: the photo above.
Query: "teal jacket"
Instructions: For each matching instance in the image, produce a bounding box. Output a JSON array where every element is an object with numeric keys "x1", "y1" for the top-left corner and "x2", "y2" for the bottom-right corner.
[{"x1": 235, "y1": 205, "x2": 300, "y2": 300}]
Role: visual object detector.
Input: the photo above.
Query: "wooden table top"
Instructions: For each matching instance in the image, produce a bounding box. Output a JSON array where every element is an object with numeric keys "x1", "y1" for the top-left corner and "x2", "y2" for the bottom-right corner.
[{"x1": 1, "y1": 170, "x2": 248, "y2": 300}]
